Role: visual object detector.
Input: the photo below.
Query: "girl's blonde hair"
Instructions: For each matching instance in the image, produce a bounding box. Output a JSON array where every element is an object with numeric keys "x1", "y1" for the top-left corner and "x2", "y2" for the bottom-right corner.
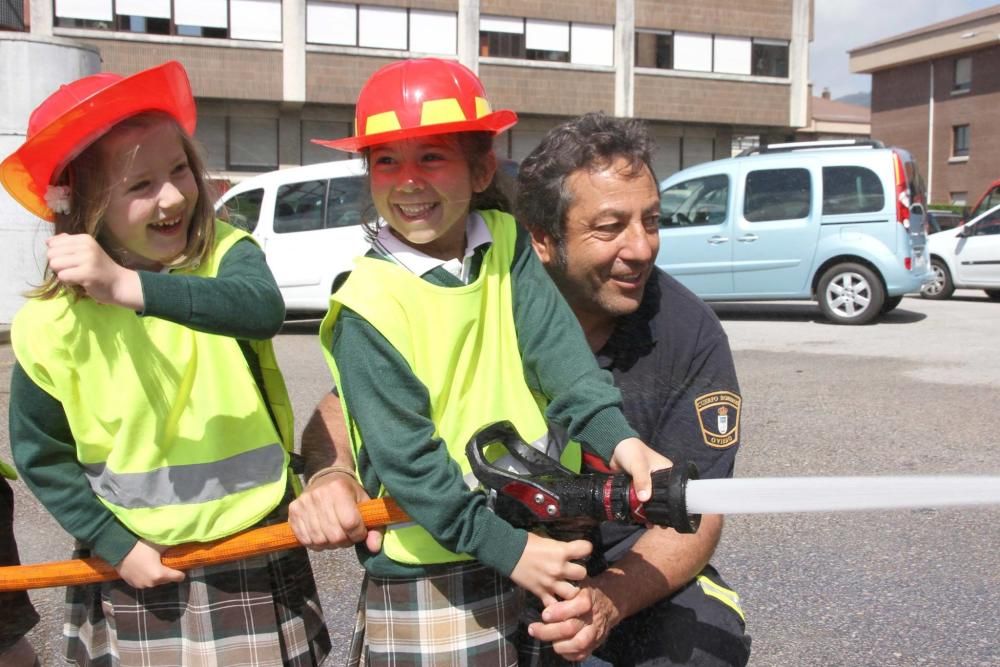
[{"x1": 30, "y1": 113, "x2": 217, "y2": 300}]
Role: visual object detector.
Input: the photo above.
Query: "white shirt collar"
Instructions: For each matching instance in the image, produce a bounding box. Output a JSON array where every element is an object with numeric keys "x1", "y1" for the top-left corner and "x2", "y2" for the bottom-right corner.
[{"x1": 373, "y1": 212, "x2": 493, "y2": 281}]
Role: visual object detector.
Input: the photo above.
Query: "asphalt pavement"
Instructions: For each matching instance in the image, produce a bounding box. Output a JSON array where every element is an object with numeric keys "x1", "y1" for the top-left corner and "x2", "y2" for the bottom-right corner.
[{"x1": 2, "y1": 291, "x2": 998, "y2": 666}]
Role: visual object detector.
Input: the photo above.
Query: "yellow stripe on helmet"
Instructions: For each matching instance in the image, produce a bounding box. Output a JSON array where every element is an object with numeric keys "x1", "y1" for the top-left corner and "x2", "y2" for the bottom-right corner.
[
  {"x1": 420, "y1": 98, "x2": 467, "y2": 127},
  {"x1": 364, "y1": 110, "x2": 402, "y2": 136},
  {"x1": 475, "y1": 97, "x2": 492, "y2": 119}
]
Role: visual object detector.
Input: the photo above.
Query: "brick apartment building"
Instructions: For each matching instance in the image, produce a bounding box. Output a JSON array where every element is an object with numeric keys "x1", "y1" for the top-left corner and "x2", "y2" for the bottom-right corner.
[
  {"x1": 4, "y1": 0, "x2": 811, "y2": 184},
  {"x1": 849, "y1": 5, "x2": 1000, "y2": 208}
]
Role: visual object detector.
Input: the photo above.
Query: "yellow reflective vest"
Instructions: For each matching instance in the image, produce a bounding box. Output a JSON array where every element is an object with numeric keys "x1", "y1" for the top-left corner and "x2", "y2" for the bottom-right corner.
[
  {"x1": 11, "y1": 221, "x2": 294, "y2": 545},
  {"x1": 320, "y1": 210, "x2": 580, "y2": 565}
]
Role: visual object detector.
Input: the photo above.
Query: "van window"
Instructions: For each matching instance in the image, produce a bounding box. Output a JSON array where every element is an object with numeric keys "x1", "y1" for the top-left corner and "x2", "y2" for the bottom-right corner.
[
  {"x1": 822, "y1": 166, "x2": 884, "y2": 215},
  {"x1": 326, "y1": 176, "x2": 369, "y2": 228},
  {"x1": 660, "y1": 174, "x2": 729, "y2": 228},
  {"x1": 744, "y1": 168, "x2": 810, "y2": 222},
  {"x1": 224, "y1": 188, "x2": 264, "y2": 232},
  {"x1": 275, "y1": 179, "x2": 327, "y2": 233}
]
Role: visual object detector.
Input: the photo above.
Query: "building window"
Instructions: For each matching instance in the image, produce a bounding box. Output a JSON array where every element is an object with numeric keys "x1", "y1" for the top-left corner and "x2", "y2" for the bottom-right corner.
[
  {"x1": 195, "y1": 116, "x2": 227, "y2": 171},
  {"x1": 114, "y1": 0, "x2": 170, "y2": 33},
  {"x1": 307, "y1": 1, "x2": 356, "y2": 45},
  {"x1": 714, "y1": 36, "x2": 751, "y2": 75},
  {"x1": 480, "y1": 15, "x2": 611, "y2": 65},
  {"x1": 673, "y1": 32, "x2": 713, "y2": 72},
  {"x1": 54, "y1": 0, "x2": 285, "y2": 41},
  {"x1": 480, "y1": 15, "x2": 526, "y2": 58},
  {"x1": 305, "y1": 3, "x2": 457, "y2": 54},
  {"x1": 53, "y1": 0, "x2": 112, "y2": 28},
  {"x1": 571, "y1": 23, "x2": 613, "y2": 66},
  {"x1": 953, "y1": 56, "x2": 972, "y2": 93},
  {"x1": 752, "y1": 39, "x2": 789, "y2": 77},
  {"x1": 358, "y1": 5, "x2": 407, "y2": 50},
  {"x1": 229, "y1": 117, "x2": 279, "y2": 171},
  {"x1": 525, "y1": 19, "x2": 570, "y2": 63},
  {"x1": 174, "y1": 0, "x2": 230, "y2": 36},
  {"x1": 635, "y1": 30, "x2": 672, "y2": 69},
  {"x1": 637, "y1": 31, "x2": 787, "y2": 78},
  {"x1": 0, "y1": 0, "x2": 26, "y2": 29},
  {"x1": 952, "y1": 125, "x2": 970, "y2": 158},
  {"x1": 409, "y1": 10, "x2": 457, "y2": 55},
  {"x1": 950, "y1": 191, "x2": 968, "y2": 206},
  {"x1": 302, "y1": 120, "x2": 352, "y2": 165}
]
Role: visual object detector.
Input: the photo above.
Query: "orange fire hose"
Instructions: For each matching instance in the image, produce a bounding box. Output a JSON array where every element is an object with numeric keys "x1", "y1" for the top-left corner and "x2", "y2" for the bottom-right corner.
[{"x1": 0, "y1": 497, "x2": 409, "y2": 592}]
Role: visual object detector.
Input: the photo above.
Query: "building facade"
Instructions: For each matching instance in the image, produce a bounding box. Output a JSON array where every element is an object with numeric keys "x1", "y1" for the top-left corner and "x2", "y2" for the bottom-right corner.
[
  {"x1": 7, "y1": 0, "x2": 811, "y2": 185},
  {"x1": 849, "y1": 5, "x2": 1000, "y2": 207}
]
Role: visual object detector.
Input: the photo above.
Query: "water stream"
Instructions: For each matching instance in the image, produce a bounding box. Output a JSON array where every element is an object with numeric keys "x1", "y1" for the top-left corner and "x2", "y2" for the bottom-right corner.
[{"x1": 685, "y1": 476, "x2": 1000, "y2": 514}]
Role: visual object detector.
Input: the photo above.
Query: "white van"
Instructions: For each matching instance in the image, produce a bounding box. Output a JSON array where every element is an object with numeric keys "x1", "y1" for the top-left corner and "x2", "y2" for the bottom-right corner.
[{"x1": 214, "y1": 159, "x2": 371, "y2": 314}]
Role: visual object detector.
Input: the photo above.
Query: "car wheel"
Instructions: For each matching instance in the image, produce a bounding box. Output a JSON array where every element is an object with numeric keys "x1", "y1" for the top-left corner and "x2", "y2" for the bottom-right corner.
[
  {"x1": 920, "y1": 259, "x2": 954, "y2": 300},
  {"x1": 985, "y1": 289, "x2": 1000, "y2": 301},
  {"x1": 817, "y1": 262, "x2": 885, "y2": 325},
  {"x1": 881, "y1": 295, "x2": 903, "y2": 313}
]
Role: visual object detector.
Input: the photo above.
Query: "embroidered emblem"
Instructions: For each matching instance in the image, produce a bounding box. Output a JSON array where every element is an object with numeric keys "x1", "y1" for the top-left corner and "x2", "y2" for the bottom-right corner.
[{"x1": 695, "y1": 391, "x2": 741, "y2": 448}]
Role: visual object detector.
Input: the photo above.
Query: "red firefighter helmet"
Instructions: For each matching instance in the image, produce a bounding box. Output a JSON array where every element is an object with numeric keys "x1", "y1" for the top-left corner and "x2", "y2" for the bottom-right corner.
[
  {"x1": 313, "y1": 58, "x2": 517, "y2": 153},
  {"x1": 0, "y1": 61, "x2": 196, "y2": 221}
]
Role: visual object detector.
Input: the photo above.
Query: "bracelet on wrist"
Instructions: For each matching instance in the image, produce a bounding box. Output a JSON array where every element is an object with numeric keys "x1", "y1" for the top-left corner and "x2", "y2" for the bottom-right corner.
[{"x1": 307, "y1": 464, "x2": 357, "y2": 488}]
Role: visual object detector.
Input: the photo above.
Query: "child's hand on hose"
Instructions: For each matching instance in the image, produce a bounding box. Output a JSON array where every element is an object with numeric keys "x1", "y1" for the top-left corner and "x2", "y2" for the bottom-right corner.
[
  {"x1": 116, "y1": 539, "x2": 186, "y2": 589},
  {"x1": 510, "y1": 533, "x2": 591, "y2": 607},
  {"x1": 609, "y1": 437, "x2": 673, "y2": 503}
]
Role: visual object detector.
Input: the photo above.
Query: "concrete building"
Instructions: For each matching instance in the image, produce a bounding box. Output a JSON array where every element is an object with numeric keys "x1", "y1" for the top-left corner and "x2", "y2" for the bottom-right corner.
[
  {"x1": 849, "y1": 5, "x2": 1000, "y2": 207},
  {"x1": 6, "y1": 0, "x2": 811, "y2": 182},
  {"x1": 1, "y1": 0, "x2": 812, "y2": 322}
]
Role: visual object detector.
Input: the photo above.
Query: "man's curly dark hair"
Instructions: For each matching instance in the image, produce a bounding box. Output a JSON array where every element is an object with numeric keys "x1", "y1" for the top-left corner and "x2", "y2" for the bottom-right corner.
[{"x1": 515, "y1": 112, "x2": 658, "y2": 253}]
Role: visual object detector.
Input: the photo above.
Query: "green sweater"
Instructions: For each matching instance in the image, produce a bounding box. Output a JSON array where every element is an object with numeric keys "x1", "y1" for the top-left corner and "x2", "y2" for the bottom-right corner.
[
  {"x1": 334, "y1": 222, "x2": 635, "y2": 578},
  {"x1": 8, "y1": 239, "x2": 285, "y2": 565}
]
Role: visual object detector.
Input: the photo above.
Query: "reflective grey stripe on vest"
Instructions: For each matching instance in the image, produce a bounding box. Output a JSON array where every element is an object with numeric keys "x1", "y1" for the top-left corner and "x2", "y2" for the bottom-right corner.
[{"x1": 83, "y1": 443, "x2": 285, "y2": 509}]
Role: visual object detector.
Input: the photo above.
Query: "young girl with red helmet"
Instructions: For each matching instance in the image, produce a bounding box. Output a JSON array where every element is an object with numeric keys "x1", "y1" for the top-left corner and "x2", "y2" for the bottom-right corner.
[
  {"x1": 298, "y1": 57, "x2": 672, "y2": 664},
  {"x1": 1, "y1": 61, "x2": 330, "y2": 666}
]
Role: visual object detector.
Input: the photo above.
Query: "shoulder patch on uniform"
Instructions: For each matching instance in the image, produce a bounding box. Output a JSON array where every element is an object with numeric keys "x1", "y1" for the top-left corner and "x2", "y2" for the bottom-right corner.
[{"x1": 694, "y1": 391, "x2": 741, "y2": 449}]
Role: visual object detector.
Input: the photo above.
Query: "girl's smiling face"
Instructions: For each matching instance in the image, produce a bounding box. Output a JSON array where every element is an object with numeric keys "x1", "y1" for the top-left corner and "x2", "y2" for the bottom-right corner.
[
  {"x1": 368, "y1": 135, "x2": 495, "y2": 262},
  {"x1": 98, "y1": 117, "x2": 198, "y2": 270}
]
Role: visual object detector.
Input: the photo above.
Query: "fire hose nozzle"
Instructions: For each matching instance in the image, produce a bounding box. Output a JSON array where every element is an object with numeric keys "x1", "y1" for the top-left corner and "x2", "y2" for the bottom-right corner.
[
  {"x1": 638, "y1": 463, "x2": 701, "y2": 533},
  {"x1": 466, "y1": 422, "x2": 701, "y2": 533}
]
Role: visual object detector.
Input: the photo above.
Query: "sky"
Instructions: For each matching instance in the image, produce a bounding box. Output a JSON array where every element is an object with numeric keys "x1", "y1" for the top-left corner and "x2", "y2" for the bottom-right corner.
[{"x1": 810, "y1": 0, "x2": 999, "y2": 99}]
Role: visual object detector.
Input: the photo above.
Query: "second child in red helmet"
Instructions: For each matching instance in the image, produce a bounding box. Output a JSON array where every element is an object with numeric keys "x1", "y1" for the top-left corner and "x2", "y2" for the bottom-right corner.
[{"x1": 294, "y1": 57, "x2": 672, "y2": 664}]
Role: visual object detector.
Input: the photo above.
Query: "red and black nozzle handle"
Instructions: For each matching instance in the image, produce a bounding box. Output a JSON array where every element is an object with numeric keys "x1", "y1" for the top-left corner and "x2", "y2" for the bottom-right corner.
[{"x1": 466, "y1": 421, "x2": 701, "y2": 534}]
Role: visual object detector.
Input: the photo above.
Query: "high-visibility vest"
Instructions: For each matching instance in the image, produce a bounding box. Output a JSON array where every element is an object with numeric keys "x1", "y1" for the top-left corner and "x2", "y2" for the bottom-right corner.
[
  {"x1": 11, "y1": 221, "x2": 294, "y2": 545},
  {"x1": 320, "y1": 210, "x2": 580, "y2": 565},
  {"x1": 0, "y1": 459, "x2": 16, "y2": 481}
]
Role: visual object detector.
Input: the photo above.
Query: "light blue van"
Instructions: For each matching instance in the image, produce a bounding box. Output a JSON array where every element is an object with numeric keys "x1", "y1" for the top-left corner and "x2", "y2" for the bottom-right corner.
[{"x1": 657, "y1": 140, "x2": 933, "y2": 324}]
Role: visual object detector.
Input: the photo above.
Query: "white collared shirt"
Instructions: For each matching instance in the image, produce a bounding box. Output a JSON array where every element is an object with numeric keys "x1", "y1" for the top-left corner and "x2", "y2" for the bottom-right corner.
[{"x1": 372, "y1": 212, "x2": 493, "y2": 284}]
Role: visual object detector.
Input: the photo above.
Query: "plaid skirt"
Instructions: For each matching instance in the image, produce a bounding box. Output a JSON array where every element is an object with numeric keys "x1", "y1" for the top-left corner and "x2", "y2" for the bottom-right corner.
[
  {"x1": 63, "y1": 506, "x2": 331, "y2": 667},
  {"x1": 348, "y1": 562, "x2": 532, "y2": 667}
]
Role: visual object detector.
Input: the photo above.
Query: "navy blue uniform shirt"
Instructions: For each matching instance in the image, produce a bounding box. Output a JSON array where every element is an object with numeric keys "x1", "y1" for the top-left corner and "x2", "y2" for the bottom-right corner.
[{"x1": 594, "y1": 268, "x2": 742, "y2": 559}]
